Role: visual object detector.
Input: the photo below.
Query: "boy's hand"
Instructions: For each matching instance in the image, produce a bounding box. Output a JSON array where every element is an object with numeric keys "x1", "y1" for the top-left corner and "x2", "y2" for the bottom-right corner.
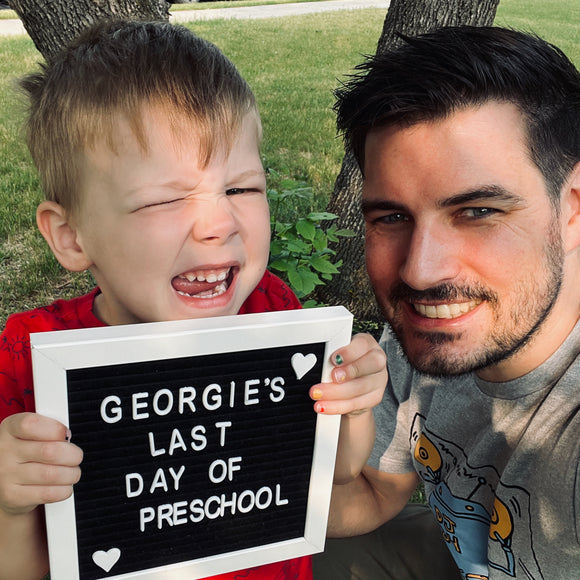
[
  {"x1": 309, "y1": 333, "x2": 387, "y2": 416},
  {"x1": 0, "y1": 413, "x2": 83, "y2": 515}
]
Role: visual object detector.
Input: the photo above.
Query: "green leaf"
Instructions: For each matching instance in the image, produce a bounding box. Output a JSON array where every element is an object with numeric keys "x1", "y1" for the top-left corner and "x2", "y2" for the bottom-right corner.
[
  {"x1": 307, "y1": 211, "x2": 338, "y2": 221},
  {"x1": 312, "y1": 230, "x2": 328, "y2": 252},
  {"x1": 309, "y1": 256, "x2": 340, "y2": 274},
  {"x1": 302, "y1": 299, "x2": 321, "y2": 309},
  {"x1": 269, "y1": 259, "x2": 292, "y2": 272},
  {"x1": 296, "y1": 219, "x2": 316, "y2": 241},
  {"x1": 326, "y1": 229, "x2": 339, "y2": 242},
  {"x1": 295, "y1": 267, "x2": 323, "y2": 295},
  {"x1": 335, "y1": 228, "x2": 357, "y2": 237},
  {"x1": 287, "y1": 267, "x2": 304, "y2": 292},
  {"x1": 269, "y1": 240, "x2": 285, "y2": 254},
  {"x1": 286, "y1": 239, "x2": 310, "y2": 254}
]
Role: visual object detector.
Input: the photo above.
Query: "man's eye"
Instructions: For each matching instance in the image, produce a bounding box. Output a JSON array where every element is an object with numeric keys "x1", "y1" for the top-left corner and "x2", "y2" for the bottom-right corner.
[
  {"x1": 462, "y1": 207, "x2": 499, "y2": 219},
  {"x1": 375, "y1": 212, "x2": 409, "y2": 225}
]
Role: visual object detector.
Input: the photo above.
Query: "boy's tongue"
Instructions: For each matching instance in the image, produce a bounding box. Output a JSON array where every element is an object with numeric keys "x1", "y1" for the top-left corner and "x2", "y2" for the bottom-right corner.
[
  {"x1": 172, "y1": 277, "x2": 220, "y2": 296},
  {"x1": 172, "y1": 268, "x2": 230, "y2": 297}
]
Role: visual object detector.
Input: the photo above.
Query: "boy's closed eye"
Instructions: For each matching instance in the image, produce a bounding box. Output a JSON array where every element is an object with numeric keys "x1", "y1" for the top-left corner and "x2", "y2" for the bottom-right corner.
[
  {"x1": 226, "y1": 187, "x2": 265, "y2": 196},
  {"x1": 131, "y1": 197, "x2": 186, "y2": 212}
]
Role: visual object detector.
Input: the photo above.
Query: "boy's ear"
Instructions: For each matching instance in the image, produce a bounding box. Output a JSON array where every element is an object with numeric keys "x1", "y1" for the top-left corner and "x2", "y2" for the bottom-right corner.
[
  {"x1": 36, "y1": 201, "x2": 93, "y2": 272},
  {"x1": 563, "y1": 162, "x2": 580, "y2": 254}
]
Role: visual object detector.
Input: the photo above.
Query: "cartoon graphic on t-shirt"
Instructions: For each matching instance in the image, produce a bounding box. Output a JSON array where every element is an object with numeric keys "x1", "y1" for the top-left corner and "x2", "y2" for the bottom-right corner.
[{"x1": 410, "y1": 415, "x2": 543, "y2": 580}]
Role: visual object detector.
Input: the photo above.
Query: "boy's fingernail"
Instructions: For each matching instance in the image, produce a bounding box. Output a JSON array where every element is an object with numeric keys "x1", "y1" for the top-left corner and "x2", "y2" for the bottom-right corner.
[
  {"x1": 335, "y1": 354, "x2": 344, "y2": 365},
  {"x1": 334, "y1": 369, "x2": 347, "y2": 383},
  {"x1": 312, "y1": 388, "x2": 323, "y2": 400},
  {"x1": 315, "y1": 402, "x2": 325, "y2": 413},
  {"x1": 65, "y1": 429, "x2": 72, "y2": 442}
]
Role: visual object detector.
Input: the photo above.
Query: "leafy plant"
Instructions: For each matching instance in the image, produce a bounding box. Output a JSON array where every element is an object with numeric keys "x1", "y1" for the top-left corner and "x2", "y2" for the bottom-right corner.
[{"x1": 267, "y1": 173, "x2": 355, "y2": 306}]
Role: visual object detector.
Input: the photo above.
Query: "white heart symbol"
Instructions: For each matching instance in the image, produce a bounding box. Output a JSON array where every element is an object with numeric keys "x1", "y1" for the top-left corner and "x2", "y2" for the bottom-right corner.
[
  {"x1": 291, "y1": 352, "x2": 317, "y2": 380},
  {"x1": 92, "y1": 548, "x2": 121, "y2": 573}
]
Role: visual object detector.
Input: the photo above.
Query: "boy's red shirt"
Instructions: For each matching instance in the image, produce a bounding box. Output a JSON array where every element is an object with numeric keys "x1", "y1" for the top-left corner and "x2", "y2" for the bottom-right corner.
[{"x1": 0, "y1": 271, "x2": 311, "y2": 580}]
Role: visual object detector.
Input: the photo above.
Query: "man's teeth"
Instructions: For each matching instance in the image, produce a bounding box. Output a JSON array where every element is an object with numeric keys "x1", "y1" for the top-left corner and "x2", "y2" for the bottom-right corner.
[
  {"x1": 177, "y1": 281, "x2": 228, "y2": 299},
  {"x1": 413, "y1": 300, "x2": 482, "y2": 319},
  {"x1": 181, "y1": 268, "x2": 229, "y2": 283}
]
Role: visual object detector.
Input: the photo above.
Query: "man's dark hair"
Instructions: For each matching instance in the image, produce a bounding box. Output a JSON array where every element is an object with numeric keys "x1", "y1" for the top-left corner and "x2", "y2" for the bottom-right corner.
[{"x1": 335, "y1": 26, "x2": 580, "y2": 201}]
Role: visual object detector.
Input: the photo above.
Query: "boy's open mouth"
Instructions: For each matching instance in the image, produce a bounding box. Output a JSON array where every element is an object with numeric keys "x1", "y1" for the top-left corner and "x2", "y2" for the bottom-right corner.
[{"x1": 172, "y1": 267, "x2": 234, "y2": 299}]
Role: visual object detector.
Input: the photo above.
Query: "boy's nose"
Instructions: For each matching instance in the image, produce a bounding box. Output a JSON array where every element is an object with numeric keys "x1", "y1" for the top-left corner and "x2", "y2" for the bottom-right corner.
[
  {"x1": 191, "y1": 197, "x2": 239, "y2": 244},
  {"x1": 399, "y1": 223, "x2": 461, "y2": 290}
]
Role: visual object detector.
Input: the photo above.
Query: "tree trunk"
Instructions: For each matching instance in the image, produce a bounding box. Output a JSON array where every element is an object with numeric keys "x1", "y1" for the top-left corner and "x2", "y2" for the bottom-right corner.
[
  {"x1": 317, "y1": 0, "x2": 501, "y2": 323},
  {"x1": 9, "y1": 0, "x2": 171, "y2": 62}
]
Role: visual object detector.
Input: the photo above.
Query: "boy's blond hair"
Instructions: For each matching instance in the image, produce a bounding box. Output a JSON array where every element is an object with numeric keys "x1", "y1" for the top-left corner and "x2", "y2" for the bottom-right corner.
[{"x1": 20, "y1": 19, "x2": 259, "y2": 216}]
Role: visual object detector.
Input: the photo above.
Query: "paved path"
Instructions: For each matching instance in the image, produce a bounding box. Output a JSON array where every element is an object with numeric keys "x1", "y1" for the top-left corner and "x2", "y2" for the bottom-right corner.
[
  {"x1": 172, "y1": 0, "x2": 389, "y2": 23},
  {"x1": 0, "y1": 1, "x2": 389, "y2": 37}
]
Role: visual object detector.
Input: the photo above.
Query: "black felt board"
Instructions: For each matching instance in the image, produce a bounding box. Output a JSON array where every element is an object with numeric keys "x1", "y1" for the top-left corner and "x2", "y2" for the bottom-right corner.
[{"x1": 66, "y1": 341, "x2": 325, "y2": 579}]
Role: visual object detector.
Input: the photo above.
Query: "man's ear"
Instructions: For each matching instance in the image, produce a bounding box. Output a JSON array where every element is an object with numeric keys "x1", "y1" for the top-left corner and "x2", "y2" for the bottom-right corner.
[
  {"x1": 36, "y1": 201, "x2": 93, "y2": 272},
  {"x1": 563, "y1": 162, "x2": 580, "y2": 254}
]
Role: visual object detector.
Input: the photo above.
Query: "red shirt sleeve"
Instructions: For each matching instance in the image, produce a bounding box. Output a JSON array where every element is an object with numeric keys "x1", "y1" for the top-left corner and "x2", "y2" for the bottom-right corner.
[
  {"x1": 0, "y1": 289, "x2": 102, "y2": 423},
  {"x1": 207, "y1": 557, "x2": 312, "y2": 580},
  {"x1": 239, "y1": 271, "x2": 302, "y2": 315}
]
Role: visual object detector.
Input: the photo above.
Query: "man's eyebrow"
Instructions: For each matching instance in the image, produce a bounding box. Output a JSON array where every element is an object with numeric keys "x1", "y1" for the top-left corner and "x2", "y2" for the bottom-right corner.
[
  {"x1": 361, "y1": 199, "x2": 407, "y2": 215},
  {"x1": 438, "y1": 185, "x2": 525, "y2": 208},
  {"x1": 360, "y1": 185, "x2": 526, "y2": 215}
]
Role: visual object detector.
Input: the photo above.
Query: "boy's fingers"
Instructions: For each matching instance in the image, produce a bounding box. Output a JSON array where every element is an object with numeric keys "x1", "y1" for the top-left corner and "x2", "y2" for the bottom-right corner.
[
  {"x1": 1, "y1": 479, "x2": 77, "y2": 514},
  {"x1": 331, "y1": 333, "x2": 378, "y2": 366},
  {"x1": 330, "y1": 349, "x2": 387, "y2": 386},
  {"x1": 311, "y1": 378, "x2": 385, "y2": 406},
  {"x1": 16, "y1": 439, "x2": 83, "y2": 467},
  {"x1": 14, "y1": 461, "x2": 82, "y2": 487},
  {"x1": 4, "y1": 412, "x2": 70, "y2": 443},
  {"x1": 313, "y1": 392, "x2": 378, "y2": 416},
  {"x1": 25, "y1": 484, "x2": 76, "y2": 508}
]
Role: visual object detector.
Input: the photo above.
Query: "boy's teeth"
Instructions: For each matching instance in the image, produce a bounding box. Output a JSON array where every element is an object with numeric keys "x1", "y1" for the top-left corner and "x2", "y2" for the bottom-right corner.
[
  {"x1": 181, "y1": 267, "x2": 230, "y2": 283},
  {"x1": 177, "y1": 281, "x2": 228, "y2": 299}
]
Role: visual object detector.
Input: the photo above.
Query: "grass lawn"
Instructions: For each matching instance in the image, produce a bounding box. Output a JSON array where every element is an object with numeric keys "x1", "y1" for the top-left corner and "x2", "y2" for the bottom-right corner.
[{"x1": 0, "y1": 0, "x2": 578, "y2": 324}]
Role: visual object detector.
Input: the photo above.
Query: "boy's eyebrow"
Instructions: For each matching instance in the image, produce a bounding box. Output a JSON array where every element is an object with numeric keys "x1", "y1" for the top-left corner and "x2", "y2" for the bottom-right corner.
[
  {"x1": 132, "y1": 169, "x2": 267, "y2": 194},
  {"x1": 229, "y1": 168, "x2": 267, "y2": 182},
  {"x1": 361, "y1": 185, "x2": 525, "y2": 214}
]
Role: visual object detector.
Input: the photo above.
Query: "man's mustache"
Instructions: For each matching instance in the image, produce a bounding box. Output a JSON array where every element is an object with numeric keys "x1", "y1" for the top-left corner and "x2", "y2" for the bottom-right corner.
[{"x1": 389, "y1": 282, "x2": 498, "y2": 305}]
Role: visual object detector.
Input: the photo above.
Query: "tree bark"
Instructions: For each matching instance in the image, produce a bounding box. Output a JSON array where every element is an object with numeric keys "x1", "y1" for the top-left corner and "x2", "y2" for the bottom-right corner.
[
  {"x1": 317, "y1": 0, "x2": 501, "y2": 323},
  {"x1": 9, "y1": 0, "x2": 171, "y2": 62}
]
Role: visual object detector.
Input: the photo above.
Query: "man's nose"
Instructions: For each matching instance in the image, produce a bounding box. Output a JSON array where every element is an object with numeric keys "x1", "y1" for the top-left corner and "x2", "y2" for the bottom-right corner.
[{"x1": 398, "y1": 222, "x2": 461, "y2": 290}]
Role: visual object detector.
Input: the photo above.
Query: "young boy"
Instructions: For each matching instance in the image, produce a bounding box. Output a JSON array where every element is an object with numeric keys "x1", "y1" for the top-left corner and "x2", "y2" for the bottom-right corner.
[{"x1": 0, "y1": 20, "x2": 385, "y2": 580}]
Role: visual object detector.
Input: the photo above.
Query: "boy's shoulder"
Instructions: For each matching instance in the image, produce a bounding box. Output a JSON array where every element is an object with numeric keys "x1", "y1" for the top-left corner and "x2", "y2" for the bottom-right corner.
[
  {"x1": 240, "y1": 271, "x2": 302, "y2": 314},
  {"x1": 0, "y1": 289, "x2": 101, "y2": 420},
  {"x1": 3, "y1": 288, "x2": 102, "y2": 337}
]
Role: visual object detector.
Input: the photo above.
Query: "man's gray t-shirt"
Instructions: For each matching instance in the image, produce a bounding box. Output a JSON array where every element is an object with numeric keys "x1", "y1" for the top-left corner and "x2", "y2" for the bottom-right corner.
[{"x1": 370, "y1": 320, "x2": 580, "y2": 579}]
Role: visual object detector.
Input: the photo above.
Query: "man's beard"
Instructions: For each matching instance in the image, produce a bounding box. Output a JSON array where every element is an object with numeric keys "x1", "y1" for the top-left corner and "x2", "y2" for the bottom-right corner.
[{"x1": 382, "y1": 222, "x2": 564, "y2": 377}]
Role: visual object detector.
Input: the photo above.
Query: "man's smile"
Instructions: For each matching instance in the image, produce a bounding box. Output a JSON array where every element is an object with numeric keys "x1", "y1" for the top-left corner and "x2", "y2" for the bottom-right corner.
[{"x1": 412, "y1": 300, "x2": 483, "y2": 319}]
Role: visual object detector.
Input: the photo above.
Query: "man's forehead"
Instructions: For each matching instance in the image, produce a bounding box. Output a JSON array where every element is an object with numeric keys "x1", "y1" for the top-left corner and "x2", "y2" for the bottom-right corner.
[{"x1": 365, "y1": 101, "x2": 527, "y2": 146}]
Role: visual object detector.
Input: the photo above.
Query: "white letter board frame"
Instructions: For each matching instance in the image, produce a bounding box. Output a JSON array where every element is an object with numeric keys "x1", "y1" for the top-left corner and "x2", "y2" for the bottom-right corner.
[{"x1": 32, "y1": 305, "x2": 352, "y2": 580}]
